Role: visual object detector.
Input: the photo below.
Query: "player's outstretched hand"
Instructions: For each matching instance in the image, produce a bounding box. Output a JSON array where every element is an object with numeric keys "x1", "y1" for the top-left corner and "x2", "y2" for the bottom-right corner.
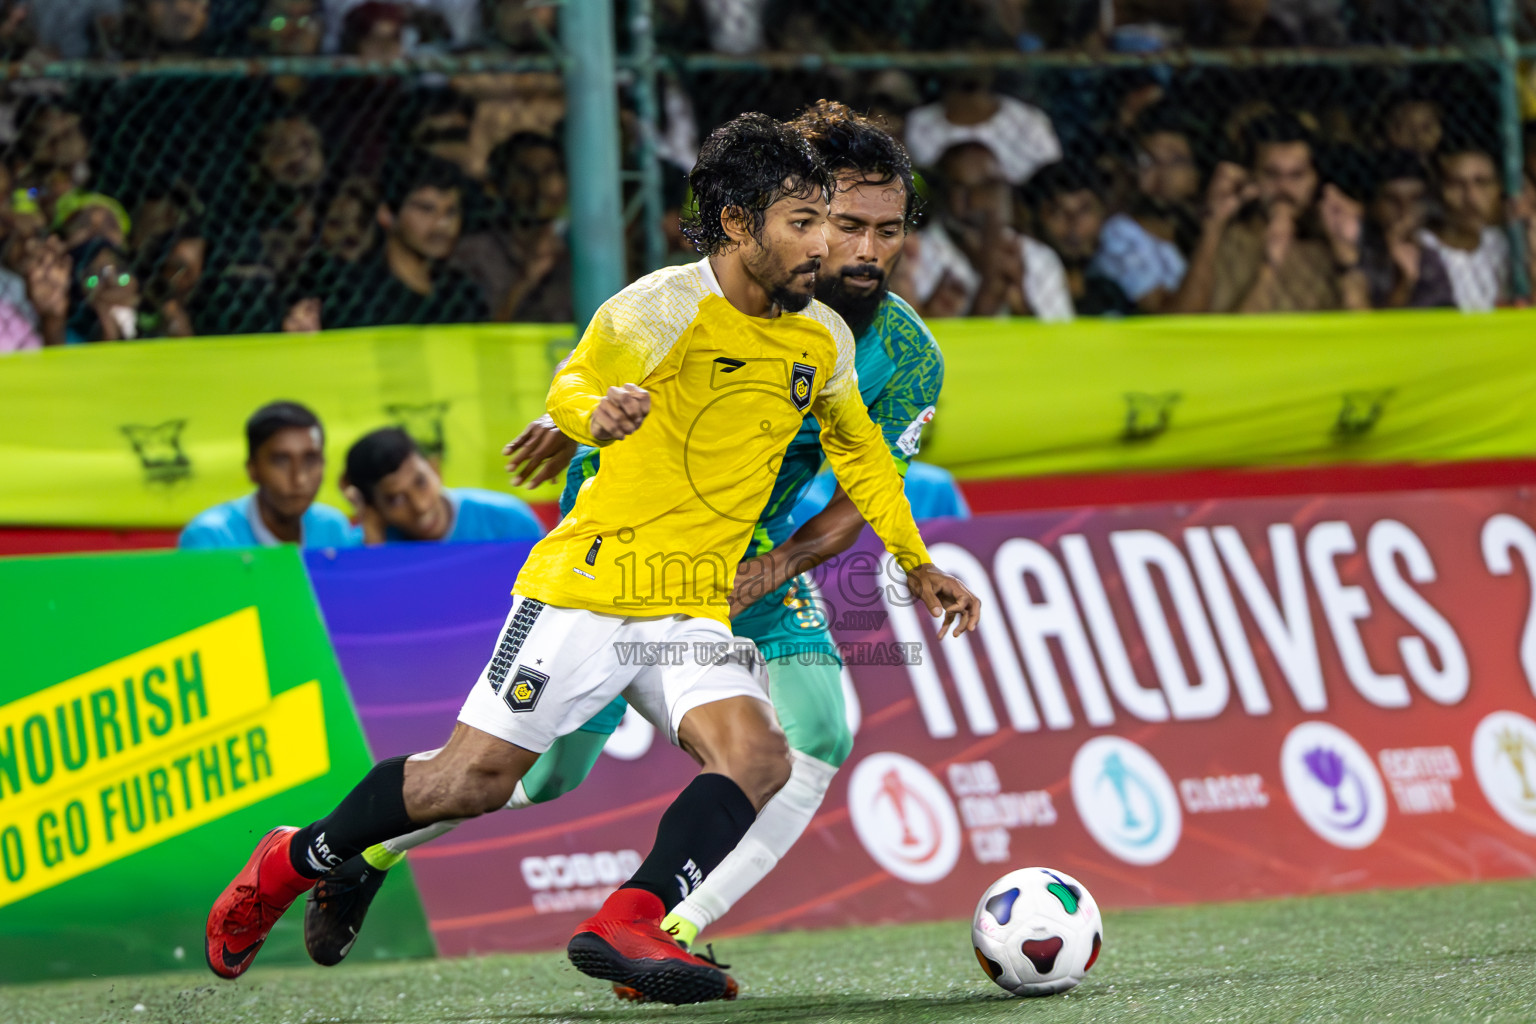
[
  {"x1": 906, "y1": 563, "x2": 981, "y2": 640},
  {"x1": 591, "y1": 383, "x2": 650, "y2": 443},
  {"x1": 504, "y1": 414, "x2": 578, "y2": 487}
]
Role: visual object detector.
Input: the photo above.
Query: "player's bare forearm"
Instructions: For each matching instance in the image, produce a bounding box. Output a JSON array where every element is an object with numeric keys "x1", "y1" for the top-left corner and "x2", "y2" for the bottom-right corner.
[{"x1": 727, "y1": 488, "x2": 867, "y2": 617}]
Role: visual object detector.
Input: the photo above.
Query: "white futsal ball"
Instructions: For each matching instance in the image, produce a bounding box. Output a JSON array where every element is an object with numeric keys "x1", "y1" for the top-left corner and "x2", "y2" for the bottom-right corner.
[{"x1": 971, "y1": 866, "x2": 1103, "y2": 996}]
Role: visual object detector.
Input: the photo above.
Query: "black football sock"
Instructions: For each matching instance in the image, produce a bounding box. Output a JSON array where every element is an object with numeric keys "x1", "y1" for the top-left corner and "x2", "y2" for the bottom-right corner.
[
  {"x1": 623, "y1": 772, "x2": 757, "y2": 911},
  {"x1": 288, "y1": 756, "x2": 419, "y2": 878}
]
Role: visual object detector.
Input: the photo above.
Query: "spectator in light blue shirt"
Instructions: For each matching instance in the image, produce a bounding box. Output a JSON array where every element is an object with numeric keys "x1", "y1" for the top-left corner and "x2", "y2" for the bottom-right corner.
[
  {"x1": 180, "y1": 401, "x2": 357, "y2": 550},
  {"x1": 342, "y1": 427, "x2": 545, "y2": 544},
  {"x1": 789, "y1": 460, "x2": 970, "y2": 531}
]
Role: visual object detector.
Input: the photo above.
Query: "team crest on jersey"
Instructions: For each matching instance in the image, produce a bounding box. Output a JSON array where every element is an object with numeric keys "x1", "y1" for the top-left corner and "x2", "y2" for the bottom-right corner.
[
  {"x1": 502, "y1": 666, "x2": 549, "y2": 713},
  {"x1": 791, "y1": 362, "x2": 816, "y2": 411}
]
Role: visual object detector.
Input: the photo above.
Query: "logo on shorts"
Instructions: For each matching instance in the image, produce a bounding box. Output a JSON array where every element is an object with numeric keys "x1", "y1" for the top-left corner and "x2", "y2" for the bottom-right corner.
[
  {"x1": 847, "y1": 752, "x2": 961, "y2": 884},
  {"x1": 502, "y1": 666, "x2": 549, "y2": 713},
  {"x1": 1471, "y1": 710, "x2": 1536, "y2": 836},
  {"x1": 1071, "y1": 736, "x2": 1182, "y2": 865},
  {"x1": 790, "y1": 362, "x2": 816, "y2": 411},
  {"x1": 1280, "y1": 721, "x2": 1387, "y2": 849}
]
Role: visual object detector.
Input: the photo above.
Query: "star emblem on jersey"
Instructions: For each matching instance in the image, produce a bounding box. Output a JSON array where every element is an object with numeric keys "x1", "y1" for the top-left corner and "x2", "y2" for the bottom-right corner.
[
  {"x1": 502, "y1": 666, "x2": 550, "y2": 713},
  {"x1": 791, "y1": 362, "x2": 816, "y2": 411}
]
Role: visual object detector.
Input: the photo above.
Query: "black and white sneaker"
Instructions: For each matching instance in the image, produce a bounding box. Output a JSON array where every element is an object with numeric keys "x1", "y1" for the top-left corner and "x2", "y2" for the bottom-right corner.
[{"x1": 304, "y1": 854, "x2": 387, "y2": 966}]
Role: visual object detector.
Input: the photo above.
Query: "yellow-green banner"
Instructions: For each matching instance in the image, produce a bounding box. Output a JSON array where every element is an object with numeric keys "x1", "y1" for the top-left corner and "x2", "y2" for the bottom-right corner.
[
  {"x1": 922, "y1": 309, "x2": 1536, "y2": 479},
  {"x1": 0, "y1": 323, "x2": 573, "y2": 527},
  {"x1": 1, "y1": 311, "x2": 1535, "y2": 528}
]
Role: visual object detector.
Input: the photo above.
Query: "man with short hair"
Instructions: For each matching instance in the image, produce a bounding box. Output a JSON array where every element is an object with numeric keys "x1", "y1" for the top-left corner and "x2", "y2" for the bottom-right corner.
[
  {"x1": 1096, "y1": 103, "x2": 1202, "y2": 312},
  {"x1": 179, "y1": 401, "x2": 356, "y2": 549},
  {"x1": 1031, "y1": 161, "x2": 1136, "y2": 316},
  {"x1": 320, "y1": 157, "x2": 488, "y2": 329},
  {"x1": 1174, "y1": 113, "x2": 1367, "y2": 313},
  {"x1": 1420, "y1": 141, "x2": 1512, "y2": 312},
  {"x1": 905, "y1": 141, "x2": 1073, "y2": 320},
  {"x1": 1359, "y1": 149, "x2": 1454, "y2": 309},
  {"x1": 205, "y1": 111, "x2": 979, "y2": 1004},
  {"x1": 342, "y1": 427, "x2": 544, "y2": 544}
]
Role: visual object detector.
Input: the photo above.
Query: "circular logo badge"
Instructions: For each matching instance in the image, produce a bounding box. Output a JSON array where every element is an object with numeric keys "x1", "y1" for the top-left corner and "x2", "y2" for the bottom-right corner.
[
  {"x1": 846, "y1": 752, "x2": 961, "y2": 884},
  {"x1": 1471, "y1": 710, "x2": 1536, "y2": 836},
  {"x1": 1070, "y1": 736, "x2": 1182, "y2": 865},
  {"x1": 1280, "y1": 721, "x2": 1387, "y2": 849}
]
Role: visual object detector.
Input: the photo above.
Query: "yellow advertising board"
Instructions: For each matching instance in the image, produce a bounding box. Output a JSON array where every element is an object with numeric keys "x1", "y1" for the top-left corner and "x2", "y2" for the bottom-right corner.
[{"x1": 1, "y1": 310, "x2": 1534, "y2": 528}]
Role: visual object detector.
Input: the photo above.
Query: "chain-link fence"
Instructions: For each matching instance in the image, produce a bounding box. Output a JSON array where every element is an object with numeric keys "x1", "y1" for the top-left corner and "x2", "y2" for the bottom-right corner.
[{"x1": 1, "y1": 0, "x2": 1534, "y2": 347}]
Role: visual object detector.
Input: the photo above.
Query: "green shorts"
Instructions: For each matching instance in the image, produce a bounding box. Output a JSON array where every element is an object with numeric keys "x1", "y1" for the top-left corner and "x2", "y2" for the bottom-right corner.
[{"x1": 730, "y1": 574, "x2": 841, "y2": 665}]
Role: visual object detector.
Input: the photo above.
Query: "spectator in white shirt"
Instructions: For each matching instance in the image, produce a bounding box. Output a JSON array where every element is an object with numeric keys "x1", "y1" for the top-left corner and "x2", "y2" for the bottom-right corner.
[
  {"x1": 902, "y1": 142, "x2": 1073, "y2": 322},
  {"x1": 1419, "y1": 142, "x2": 1511, "y2": 312},
  {"x1": 904, "y1": 71, "x2": 1061, "y2": 187}
]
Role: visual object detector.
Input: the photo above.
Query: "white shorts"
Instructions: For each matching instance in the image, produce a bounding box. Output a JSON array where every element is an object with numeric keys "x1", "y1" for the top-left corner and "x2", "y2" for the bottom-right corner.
[{"x1": 457, "y1": 594, "x2": 773, "y2": 753}]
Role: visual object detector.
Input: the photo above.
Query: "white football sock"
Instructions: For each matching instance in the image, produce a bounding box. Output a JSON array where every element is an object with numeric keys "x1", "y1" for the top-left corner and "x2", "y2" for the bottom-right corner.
[{"x1": 670, "y1": 750, "x2": 839, "y2": 932}]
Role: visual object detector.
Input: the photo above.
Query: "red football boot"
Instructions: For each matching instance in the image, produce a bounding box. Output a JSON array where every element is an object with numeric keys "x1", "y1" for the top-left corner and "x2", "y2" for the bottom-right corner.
[
  {"x1": 206, "y1": 827, "x2": 315, "y2": 979},
  {"x1": 568, "y1": 888, "x2": 738, "y2": 1004}
]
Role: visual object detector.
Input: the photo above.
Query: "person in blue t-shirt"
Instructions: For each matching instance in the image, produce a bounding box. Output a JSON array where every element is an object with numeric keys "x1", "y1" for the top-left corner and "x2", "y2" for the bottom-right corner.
[
  {"x1": 179, "y1": 401, "x2": 357, "y2": 550},
  {"x1": 341, "y1": 427, "x2": 545, "y2": 545}
]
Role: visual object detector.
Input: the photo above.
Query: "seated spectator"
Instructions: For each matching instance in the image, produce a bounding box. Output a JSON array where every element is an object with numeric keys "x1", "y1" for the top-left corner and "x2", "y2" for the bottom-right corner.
[
  {"x1": 316, "y1": 157, "x2": 488, "y2": 328},
  {"x1": 179, "y1": 401, "x2": 357, "y2": 549},
  {"x1": 112, "y1": 0, "x2": 213, "y2": 58},
  {"x1": 250, "y1": 0, "x2": 325, "y2": 55},
  {"x1": 1419, "y1": 141, "x2": 1513, "y2": 312},
  {"x1": 138, "y1": 221, "x2": 209, "y2": 336},
  {"x1": 903, "y1": 142, "x2": 1073, "y2": 321},
  {"x1": 54, "y1": 192, "x2": 132, "y2": 251},
  {"x1": 1096, "y1": 105, "x2": 1202, "y2": 311},
  {"x1": 342, "y1": 427, "x2": 544, "y2": 544},
  {"x1": 35, "y1": 0, "x2": 120, "y2": 58},
  {"x1": 1377, "y1": 90, "x2": 1443, "y2": 163},
  {"x1": 1173, "y1": 113, "x2": 1367, "y2": 313},
  {"x1": 1031, "y1": 161, "x2": 1137, "y2": 316},
  {"x1": 1, "y1": 209, "x2": 69, "y2": 347},
  {"x1": 338, "y1": 0, "x2": 407, "y2": 57},
  {"x1": 904, "y1": 72, "x2": 1061, "y2": 187},
  {"x1": 11, "y1": 99, "x2": 91, "y2": 225},
  {"x1": 329, "y1": 0, "x2": 478, "y2": 53},
  {"x1": 451, "y1": 132, "x2": 571, "y2": 322},
  {"x1": 1359, "y1": 150, "x2": 1454, "y2": 309},
  {"x1": 0, "y1": 0, "x2": 42, "y2": 59},
  {"x1": 789, "y1": 461, "x2": 970, "y2": 530},
  {"x1": 65, "y1": 239, "x2": 143, "y2": 343},
  {"x1": 319, "y1": 176, "x2": 382, "y2": 265}
]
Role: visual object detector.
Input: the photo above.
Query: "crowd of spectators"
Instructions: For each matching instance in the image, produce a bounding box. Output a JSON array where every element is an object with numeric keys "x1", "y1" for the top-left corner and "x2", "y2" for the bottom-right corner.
[{"x1": 0, "y1": 1, "x2": 1535, "y2": 349}]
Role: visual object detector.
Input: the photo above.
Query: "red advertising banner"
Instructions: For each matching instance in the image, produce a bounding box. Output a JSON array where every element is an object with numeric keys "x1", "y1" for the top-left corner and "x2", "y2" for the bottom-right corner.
[{"x1": 370, "y1": 487, "x2": 1536, "y2": 956}]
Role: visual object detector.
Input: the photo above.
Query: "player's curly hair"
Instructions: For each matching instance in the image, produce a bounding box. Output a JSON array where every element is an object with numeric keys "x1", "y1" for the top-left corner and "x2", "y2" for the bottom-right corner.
[
  {"x1": 682, "y1": 112, "x2": 832, "y2": 256},
  {"x1": 786, "y1": 100, "x2": 922, "y2": 230}
]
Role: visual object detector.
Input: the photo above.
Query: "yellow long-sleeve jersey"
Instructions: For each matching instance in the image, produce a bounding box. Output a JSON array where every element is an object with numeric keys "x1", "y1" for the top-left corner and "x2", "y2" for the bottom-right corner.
[{"x1": 515, "y1": 258, "x2": 932, "y2": 626}]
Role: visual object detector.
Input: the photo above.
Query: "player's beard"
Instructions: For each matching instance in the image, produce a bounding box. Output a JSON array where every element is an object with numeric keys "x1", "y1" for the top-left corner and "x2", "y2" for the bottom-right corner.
[
  {"x1": 744, "y1": 239, "x2": 820, "y2": 313},
  {"x1": 817, "y1": 262, "x2": 889, "y2": 337}
]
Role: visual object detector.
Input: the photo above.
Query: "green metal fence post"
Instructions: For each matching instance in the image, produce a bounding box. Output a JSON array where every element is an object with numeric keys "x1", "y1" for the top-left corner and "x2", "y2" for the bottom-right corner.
[
  {"x1": 562, "y1": 0, "x2": 627, "y2": 331},
  {"x1": 629, "y1": 0, "x2": 668, "y2": 272},
  {"x1": 1491, "y1": 0, "x2": 1532, "y2": 300}
]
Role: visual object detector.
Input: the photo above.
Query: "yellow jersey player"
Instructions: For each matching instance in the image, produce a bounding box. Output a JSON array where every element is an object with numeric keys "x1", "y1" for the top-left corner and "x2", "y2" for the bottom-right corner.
[{"x1": 204, "y1": 113, "x2": 980, "y2": 1004}]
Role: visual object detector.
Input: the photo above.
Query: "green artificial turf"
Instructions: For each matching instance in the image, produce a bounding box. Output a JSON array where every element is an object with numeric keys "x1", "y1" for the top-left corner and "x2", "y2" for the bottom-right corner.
[{"x1": 4, "y1": 879, "x2": 1535, "y2": 1023}]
